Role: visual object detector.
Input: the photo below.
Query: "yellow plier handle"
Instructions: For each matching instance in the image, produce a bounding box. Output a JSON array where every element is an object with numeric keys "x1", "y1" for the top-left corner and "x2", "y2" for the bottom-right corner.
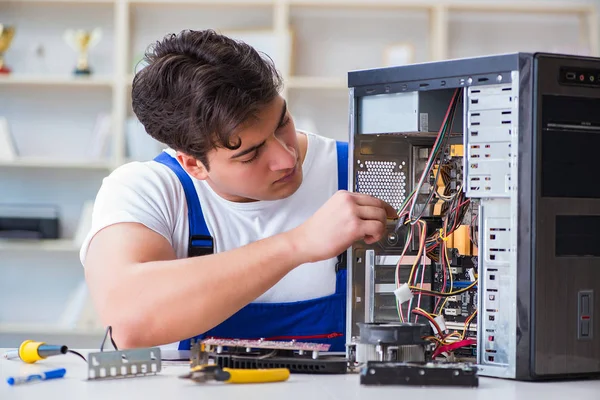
[{"x1": 215, "y1": 368, "x2": 290, "y2": 384}]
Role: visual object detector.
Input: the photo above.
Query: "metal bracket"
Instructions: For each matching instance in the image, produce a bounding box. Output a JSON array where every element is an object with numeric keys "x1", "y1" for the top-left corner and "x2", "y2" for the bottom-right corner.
[
  {"x1": 365, "y1": 249, "x2": 375, "y2": 323},
  {"x1": 87, "y1": 348, "x2": 162, "y2": 380}
]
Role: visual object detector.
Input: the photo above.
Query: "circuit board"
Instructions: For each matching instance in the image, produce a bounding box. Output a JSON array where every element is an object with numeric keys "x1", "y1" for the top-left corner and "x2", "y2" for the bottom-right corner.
[
  {"x1": 193, "y1": 339, "x2": 347, "y2": 374},
  {"x1": 428, "y1": 145, "x2": 479, "y2": 361},
  {"x1": 201, "y1": 338, "x2": 331, "y2": 352},
  {"x1": 433, "y1": 254, "x2": 478, "y2": 324}
]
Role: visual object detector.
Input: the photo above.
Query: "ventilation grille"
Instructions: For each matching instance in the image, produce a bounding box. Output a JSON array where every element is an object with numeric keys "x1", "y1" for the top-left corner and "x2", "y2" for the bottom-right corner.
[
  {"x1": 214, "y1": 355, "x2": 347, "y2": 374},
  {"x1": 356, "y1": 160, "x2": 407, "y2": 210}
]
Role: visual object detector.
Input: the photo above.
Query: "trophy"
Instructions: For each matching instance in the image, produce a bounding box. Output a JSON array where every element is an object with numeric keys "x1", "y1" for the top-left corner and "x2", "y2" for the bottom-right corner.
[
  {"x1": 0, "y1": 24, "x2": 15, "y2": 74},
  {"x1": 63, "y1": 28, "x2": 102, "y2": 75}
]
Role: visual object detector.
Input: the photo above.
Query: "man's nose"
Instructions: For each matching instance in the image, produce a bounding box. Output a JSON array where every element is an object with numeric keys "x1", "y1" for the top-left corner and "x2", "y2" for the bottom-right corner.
[{"x1": 268, "y1": 139, "x2": 296, "y2": 171}]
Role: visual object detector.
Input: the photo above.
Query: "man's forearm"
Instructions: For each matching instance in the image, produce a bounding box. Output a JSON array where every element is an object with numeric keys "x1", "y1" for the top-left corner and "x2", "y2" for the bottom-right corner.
[{"x1": 103, "y1": 230, "x2": 306, "y2": 348}]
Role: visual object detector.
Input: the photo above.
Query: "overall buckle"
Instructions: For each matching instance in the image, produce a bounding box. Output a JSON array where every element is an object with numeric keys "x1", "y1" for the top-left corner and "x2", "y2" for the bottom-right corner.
[{"x1": 189, "y1": 235, "x2": 214, "y2": 257}]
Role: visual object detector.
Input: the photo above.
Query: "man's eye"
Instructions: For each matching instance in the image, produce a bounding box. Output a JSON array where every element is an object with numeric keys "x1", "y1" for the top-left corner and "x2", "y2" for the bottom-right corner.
[
  {"x1": 279, "y1": 117, "x2": 290, "y2": 129},
  {"x1": 241, "y1": 151, "x2": 259, "y2": 164}
]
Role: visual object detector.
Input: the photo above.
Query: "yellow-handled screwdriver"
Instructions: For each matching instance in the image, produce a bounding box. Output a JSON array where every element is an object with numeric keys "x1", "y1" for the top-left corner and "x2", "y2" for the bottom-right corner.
[{"x1": 16, "y1": 340, "x2": 68, "y2": 364}]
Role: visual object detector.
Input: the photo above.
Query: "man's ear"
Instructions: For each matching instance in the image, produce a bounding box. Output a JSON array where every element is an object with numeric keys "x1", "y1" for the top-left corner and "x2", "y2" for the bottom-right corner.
[{"x1": 177, "y1": 153, "x2": 209, "y2": 180}]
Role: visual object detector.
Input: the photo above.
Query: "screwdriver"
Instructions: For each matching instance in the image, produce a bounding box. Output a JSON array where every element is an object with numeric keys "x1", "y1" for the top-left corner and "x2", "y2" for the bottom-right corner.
[{"x1": 17, "y1": 340, "x2": 69, "y2": 364}]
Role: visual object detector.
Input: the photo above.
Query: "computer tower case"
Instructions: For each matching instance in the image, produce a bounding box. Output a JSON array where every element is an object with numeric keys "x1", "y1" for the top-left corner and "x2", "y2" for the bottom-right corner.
[{"x1": 345, "y1": 52, "x2": 600, "y2": 380}]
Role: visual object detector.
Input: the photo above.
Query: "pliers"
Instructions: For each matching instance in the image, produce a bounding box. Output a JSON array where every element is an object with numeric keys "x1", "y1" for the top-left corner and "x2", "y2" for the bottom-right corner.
[{"x1": 179, "y1": 365, "x2": 290, "y2": 384}]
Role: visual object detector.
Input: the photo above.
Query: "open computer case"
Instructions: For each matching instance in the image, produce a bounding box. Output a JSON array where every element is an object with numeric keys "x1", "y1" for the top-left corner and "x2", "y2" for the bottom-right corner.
[{"x1": 345, "y1": 52, "x2": 600, "y2": 380}]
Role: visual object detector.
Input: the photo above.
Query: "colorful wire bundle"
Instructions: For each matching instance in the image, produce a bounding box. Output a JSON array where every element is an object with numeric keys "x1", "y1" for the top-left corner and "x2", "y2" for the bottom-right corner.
[{"x1": 391, "y1": 88, "x2": 479, "y2": 358}]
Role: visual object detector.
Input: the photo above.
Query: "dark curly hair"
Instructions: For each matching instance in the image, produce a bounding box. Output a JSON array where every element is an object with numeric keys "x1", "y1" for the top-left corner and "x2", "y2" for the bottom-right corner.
[{"x1": 131, "y1": 29, "x2": 283, "y2": 170}]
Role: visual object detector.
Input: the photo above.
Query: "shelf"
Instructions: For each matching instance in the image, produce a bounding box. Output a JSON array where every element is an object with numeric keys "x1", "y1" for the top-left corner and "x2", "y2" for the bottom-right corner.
[
  {"x1": 3, "y1": 0, "x2": 585, "y2": 9},
  {"x1": 0, "y1": 74, "x2": 114, "y2": 87},
  {"x1": 0, "y1": 239, "x2": 79, "y2": 252},
  {"x1": 0, "y1": 323, "x2": 104, "y2": 336},
  {"x1": 289, "y1": 0, "x2": 430, "y2": 9},
  {"x1": 288, "y1": 76, "x2": 347, "y2": 89},
  {"x1": 447, "y1": 1, "x2": 593, "y2": 14},
  {"x1": 0, "y1": 0, "x2": 113, "y2": 3},
  {"x1": 287, "y1": 0, "x2": 591, "y2": 13},
  {"x1": 128, "y1": 0, "x2": 273, "y2": 4},
  {"x1": 0, "y1": 157, "x2": 114, "y2": 170}
]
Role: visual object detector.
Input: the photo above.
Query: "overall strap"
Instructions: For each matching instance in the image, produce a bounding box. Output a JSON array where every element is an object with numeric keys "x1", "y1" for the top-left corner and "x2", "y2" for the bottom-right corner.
[
  {"x1": 334, "y1": 141, "x2": 349, "y2": 279},
  {"x1": 336, "y1": 141, "x2": 348, "y2": 191},
  {"x1": 153, "y1": 152, "x2": 214, "y2": 256}
]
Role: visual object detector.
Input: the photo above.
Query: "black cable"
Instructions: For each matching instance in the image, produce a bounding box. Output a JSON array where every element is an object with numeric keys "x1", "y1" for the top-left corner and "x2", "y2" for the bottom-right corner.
[
  {"x1": 100, "y1": 326, "x2": 119, "y2": 352},
  {"x1": 445, "y1": 191, "x2": 470, "y2": 234},
  {"x1": 413, "y1": 152, "x2": 445, "y2": 221},
  {"x1": 466, "y1": 316, "x2": 475, "y2": 335},
  {"x1": 68, "y1": 349, "x2": 87, "y2": 362}
]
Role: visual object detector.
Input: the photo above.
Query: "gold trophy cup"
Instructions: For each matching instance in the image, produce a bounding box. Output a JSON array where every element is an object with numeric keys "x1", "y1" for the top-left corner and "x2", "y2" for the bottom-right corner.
[
  {"x1": 63, "y1": 28, "x2": 102, "y2": 75},
  {"x1": 0, "y1": 24, "x2": 15, "y2": 74}
]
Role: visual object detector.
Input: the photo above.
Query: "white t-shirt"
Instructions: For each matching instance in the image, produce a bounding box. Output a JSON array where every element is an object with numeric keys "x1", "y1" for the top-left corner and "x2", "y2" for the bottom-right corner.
[{"x1": 79, "y1": 131, "x2": 341, "y2": 303}]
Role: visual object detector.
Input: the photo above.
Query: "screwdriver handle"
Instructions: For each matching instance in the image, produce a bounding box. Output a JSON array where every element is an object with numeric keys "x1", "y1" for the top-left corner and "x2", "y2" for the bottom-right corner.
[{"x1": 19, "y1": 340, "x2": 68, "y2": 364}]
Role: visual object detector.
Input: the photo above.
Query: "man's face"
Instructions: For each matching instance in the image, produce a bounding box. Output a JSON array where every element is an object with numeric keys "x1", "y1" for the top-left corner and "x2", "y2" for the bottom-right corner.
[{"x1": 198, "y1": 95, "x2": 302, "y2": 202}]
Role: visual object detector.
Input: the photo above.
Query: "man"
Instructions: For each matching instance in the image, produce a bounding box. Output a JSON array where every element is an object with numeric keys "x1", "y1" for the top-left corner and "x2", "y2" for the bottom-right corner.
[{"x1": 81, "y1": 29, "x2": 396, "y2": 352}]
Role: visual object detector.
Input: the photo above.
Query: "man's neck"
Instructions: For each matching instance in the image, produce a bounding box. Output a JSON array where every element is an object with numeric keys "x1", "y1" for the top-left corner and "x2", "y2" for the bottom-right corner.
[{"x1": 297, "y1": 131, "x2": 308, "y2": 165}]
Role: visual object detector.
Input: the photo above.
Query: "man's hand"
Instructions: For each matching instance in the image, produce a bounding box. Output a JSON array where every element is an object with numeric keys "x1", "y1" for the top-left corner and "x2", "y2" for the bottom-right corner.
[{"x1": 289, "y1": 191, "x2": 398, "y2": 263}]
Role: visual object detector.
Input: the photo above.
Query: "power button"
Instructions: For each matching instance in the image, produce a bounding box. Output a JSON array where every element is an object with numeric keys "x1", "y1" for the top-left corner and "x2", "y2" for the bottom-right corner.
[{"x1": 578, "y1": 290, "x2": 594, "y2": 340}]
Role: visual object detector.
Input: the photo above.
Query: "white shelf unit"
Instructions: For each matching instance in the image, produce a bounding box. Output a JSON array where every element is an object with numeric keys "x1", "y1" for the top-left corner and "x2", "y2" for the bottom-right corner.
[
  {"x1": 0, "y1": 0, "x2": 597, "y2": 346},
  {"x1": 0, "y1": 238, "x2": 79, "y2": 252},
  {"x1": 0, "y1": 157, "x2": 114, "y2": 169},
  {"x1": 0, "y1": 74, "x2": 114, "y2": 86},
  {"x1": 0, "y1": 0, "x2": 597, "y2": 162}
]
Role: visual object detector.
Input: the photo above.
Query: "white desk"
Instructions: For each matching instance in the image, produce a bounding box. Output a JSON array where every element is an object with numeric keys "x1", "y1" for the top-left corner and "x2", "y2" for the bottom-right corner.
[{"x1": 1, "y1": 348, "x2": 599, "y2": 400}]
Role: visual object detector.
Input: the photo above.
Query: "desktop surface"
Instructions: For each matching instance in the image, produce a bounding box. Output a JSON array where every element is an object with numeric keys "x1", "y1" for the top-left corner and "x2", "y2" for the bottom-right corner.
[{"x1": 1, "y1": 348, "x2": 599, "y2": 400}]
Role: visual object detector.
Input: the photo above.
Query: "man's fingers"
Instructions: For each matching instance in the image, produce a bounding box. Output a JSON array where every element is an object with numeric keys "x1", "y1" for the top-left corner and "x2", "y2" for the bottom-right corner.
[
  {"x1": 361, "y1": 220, "x2": 386, "y2": 244},
  {"x1": 383, "y1": 201, "x2": 398, "y2": 219},
  {"x1": 356, "y1": 205, "x2": 387, "y2": 223},
  {"x1": 351, "y1": 193, "x2": 398, "y2": 219},
  {"x1": 350, "y1": 192, "x2": 385, "y2": 208}
]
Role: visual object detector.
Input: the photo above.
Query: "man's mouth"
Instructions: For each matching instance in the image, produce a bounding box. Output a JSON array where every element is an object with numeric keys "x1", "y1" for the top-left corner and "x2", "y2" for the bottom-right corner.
[{"x1": 275, "y1": 165, "x2": 297, "y2": 183}]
